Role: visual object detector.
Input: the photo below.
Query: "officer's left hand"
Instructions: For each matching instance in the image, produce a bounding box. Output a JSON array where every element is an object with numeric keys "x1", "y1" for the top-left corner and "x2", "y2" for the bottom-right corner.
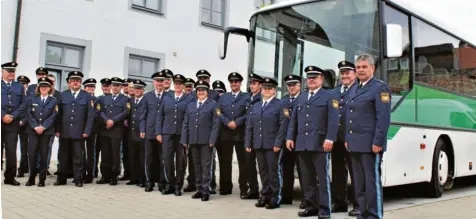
[
  {"x1": 2, "y1": 115, "x2": 13, "y2": 124},
  {"x1": 372, "y1": 145, "x2": 382, "y2": 153},
  {"x1": 323, "y1": 141, "x2": 333, "y2": 152},
  {"x1": 106, "y1": 120, "x2": 114, "y2": 129},
  {"x1": 82, "y1": 133, "x2": 88, "y2": 138},
  {"x1": 246, "y1": 148, "x2": 252, "y2": 152},
  {"x1": 228, "y1": 121, "x2": 237, "y2": 129},
  {"x1": 273, "y1": 147, "x2": 280, "y2": 152}
]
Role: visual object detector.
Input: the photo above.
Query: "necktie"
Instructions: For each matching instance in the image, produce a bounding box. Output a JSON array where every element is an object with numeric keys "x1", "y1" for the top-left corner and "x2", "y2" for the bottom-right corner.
[
  {"x1": 157, "y1": 94, "x2": 161, "y2": 100},
  {"x1": 232, "y1": 94, "x2": 236, "y2": 99},
  {"x1": 263, "y1": 101, "x2": 267, "y2": 108},
  {"x1": 343, "y1": 86, "x2": 348, "y2": 93},
  {"x1": 358, "y1": 83, "x2": 363, "y2": 89},
  {"x1": 309, "y1": 92, "x2": 314, "y2": 100},
  {"x1": 113, "y1": 95, "x2": 117, "y2": 101},
  {"x1": 6, "y1": 82, "x2": 11, "y2": 88},
  {"x1": 73, "y1": 92, "x2": 77, "y2": 99},
  {"x1": 290, "y1": 97, "x2": 295, "y2": 103},
  {"x1": 135, "y1": 99, "x2": 139, "y2": 104},
  {"x1": 42, "y1": 97, "x2": 46, "y2": 103},
  {"x1": 198, "y1": 102, "x2": 202, "y2": 109},
  {"x1": 176, "y1": 97, "x2": 179, "y2": 102}
]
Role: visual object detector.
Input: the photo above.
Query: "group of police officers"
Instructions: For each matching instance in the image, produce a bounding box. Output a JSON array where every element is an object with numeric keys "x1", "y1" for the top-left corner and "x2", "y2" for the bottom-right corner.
[{"x1": 1, "y1": 53, "x2": 391, "y2": 219}]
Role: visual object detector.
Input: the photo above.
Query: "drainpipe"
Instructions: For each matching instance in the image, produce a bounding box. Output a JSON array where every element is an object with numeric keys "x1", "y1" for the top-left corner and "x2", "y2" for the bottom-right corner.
[{"x1": 12, "y1": 0, "x2": 23, "y2": 62}]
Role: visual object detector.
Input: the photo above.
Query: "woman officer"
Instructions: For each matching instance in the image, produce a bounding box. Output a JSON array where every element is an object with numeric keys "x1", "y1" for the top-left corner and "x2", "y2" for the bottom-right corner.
[
  {"x1": 25, "y1": 77, "x2": 58, "y2": 187},
  {"x1": 245, "y1": 77, "x2": 288, "y2": 209}
]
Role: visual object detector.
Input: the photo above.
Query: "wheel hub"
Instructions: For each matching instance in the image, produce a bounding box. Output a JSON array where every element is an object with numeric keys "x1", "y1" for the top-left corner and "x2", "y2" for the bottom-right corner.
[{"x1": 438, "y1": 151, "x2": 449, "y2": 185}]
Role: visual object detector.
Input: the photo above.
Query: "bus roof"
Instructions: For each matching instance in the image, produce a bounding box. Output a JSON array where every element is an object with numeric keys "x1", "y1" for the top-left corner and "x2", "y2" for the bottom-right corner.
[{"x1": 251, "y1": 0, "x2": 476, "y2": 46}]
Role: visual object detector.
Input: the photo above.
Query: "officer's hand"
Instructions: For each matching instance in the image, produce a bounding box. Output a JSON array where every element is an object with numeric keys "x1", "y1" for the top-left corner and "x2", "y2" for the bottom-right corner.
[
  {"x1": 34, "y1": 127, "x2": 42, "y2": 135},
  {"x1": 124, "y1": 120, "x2": 128, "y2": 127},
  {"x1": 156, "y1": 135, "x2": 162, "y2": 143},
  {"x1": 323, "y1": 140, "x2": 333, "y2": 152},
  {"x1": 286, "y1": 140, "x2": 294, "y2": 151},
  {"x1": 246, "y1": 148, "x2": 252, "y2": 152},
  {"x1": 56, "y1": 132, "x2": 60, "y2": 137},
  {"x1": 345, "y1": 142, "x2": 348, "y2": 148},
  {"x1": 273, "y1": 147, "x2": 281, "y2": 152},
  {"x1": 209, "y1": 144, "x2": 214, "y2": 148},
  {"x1": 106, "y1": 120, "x2": 114, "y2": 128},
  {"x1": 140, "y1": 133, "x2": 145, "y2": 139},
  {"x1": 82, "y1": 133, "x2": 88, "y2": 138},
  {"x1": 372, "y1": 145, "x2": 382, "y2": 153},
  {"x1": 228, "y1": 121, "x2": 237, "y2": 129},
  {"x1": 2, "y1": 115, "x2": 12, "y2": 124}
]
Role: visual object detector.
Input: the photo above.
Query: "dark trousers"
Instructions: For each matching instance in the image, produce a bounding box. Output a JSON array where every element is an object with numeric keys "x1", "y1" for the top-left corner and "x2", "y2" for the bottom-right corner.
[
  {"x1": 245, "y1": 149, "x2": 259, "y2": 193},
  {"x1": 256, "y1": 148, "x2": 283, "y2": 203},
  {"x1": 18, "y1": 131, "x2": 29, "y2": 173},
  {"x1": 351, "y1": 152, "x2": 384, "y2": 219},
  {"x1": 84, "y1": 132, "x2": 97, "y2": 180},
  {"x1": 58, "y1": 138, "x2": 85, "y2": 182},
  {"x1": 94, "y1": 134, "x2": 103, "y2": 177},
  {"x1": 332, "y1": 139, "x2": 358, "y2": 207},
  {"x1": 128, "y1": 138, "x2": 145, "y2": 182},
  {"x1": 216, "y1": 140, "x2": 248, "y2": 192},
  {"x1": 2, "y1": 129, "x2": 18, "y2": 180},
  {"x1": 191, "y1": 144, "x2": 214, "y2": 194},
  {"x1": 299, "y1": 151, "x2": 331, "y2": 215},
  {"x1": 186, "y1": 149, "x2": 195, "y2": 186},
  {"x1": 162, "y1": 134, "x2": 186, "y2": 190},
  {"x1": 27, "y1": 134, "x2": 50, "y2": 183},
  {"x1": 281, "y1": 147, "x2": 303, "y2": 201},
  {"x1": 121, "y1": 132, "x2": 129, "y2": 177},
  {"x1": 101, "y1": 137, "x2": 122, "y2": 180},
  {"x1": 144, "y1": 139, "x2": 165, "y2": 187}
]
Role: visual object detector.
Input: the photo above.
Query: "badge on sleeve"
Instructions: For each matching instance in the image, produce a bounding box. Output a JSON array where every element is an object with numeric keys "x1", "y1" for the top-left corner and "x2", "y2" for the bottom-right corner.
[
  {"x1": 216, "y1": 108, "x2": 221, "y2": 116},
  {"x1": 332, "y1": 99, "x2": 339, "y2": 109},
  {"x1": 381, "y1": 92, "x2": 390, "y2": 103},
  {"x1": 283, "y1": 108, "x2": 290, "y2": 118},
  {"x1": 126, "y1": 102, "x2": 131, "y2": 110},
  {"x1": 96, "y1": 103, "x2": 101, "y2": 111}
]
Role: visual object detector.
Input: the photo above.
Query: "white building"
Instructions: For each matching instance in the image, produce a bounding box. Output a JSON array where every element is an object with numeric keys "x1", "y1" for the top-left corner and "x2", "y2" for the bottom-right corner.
[{"x1": 1, "y1": 0, "x2": 271, "y2": 93}]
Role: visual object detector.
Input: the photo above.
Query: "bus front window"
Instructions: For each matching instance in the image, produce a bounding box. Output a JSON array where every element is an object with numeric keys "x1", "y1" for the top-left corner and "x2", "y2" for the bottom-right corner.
[{"x1": 250, "y1": 0, "x2": 380, "y2": 97}]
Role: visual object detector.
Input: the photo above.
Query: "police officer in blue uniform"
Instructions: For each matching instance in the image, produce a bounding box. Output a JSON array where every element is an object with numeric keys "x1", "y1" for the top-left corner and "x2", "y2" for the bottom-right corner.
[
  {"x1": 55, "y1": 71, "x2": 95, "y2": 187},
  {"x1": 17, "y1": 75, "x2": 30, "y2": 177},
  {"x1": 120, "y1": 78, "x2": 134, "y2": 181},
  {"x1": 346, "y1": 54, "x2": 391, "y2": 219},
  {"x1": 286, "y1": 66, "x2": 339, "y2": 218},
  {"x1": 26, "y1": 67, "x2": 48, "y2": 96},
  {"x1": 94, "y1": 78, "x2": 112, "y2": 178},
  {"x1": 82, "y1": 78, "x2": 99, "y2": 183},
  {"x1": 245, "y1": 77, "x2": 287, "y2": 209},
  {"x1": 163, "y1": 69, "x2": 174, "y2": 94},
  {"x1": 331, "y1": 61, "x2": 360, "y2": 216},
  {"x1": 156, "y1": 74, "x2": 194, "y2": 196},
  {"x1": 280, "y1": 75, "x2": 305, "y2": 207},
  {"x1": 141, "y1": 71, "x2": 167, "y2": 192},
  {"x1": 183, "y1": 77, "x2": 196, "y2": 192},
  {"x1": 216, "y1": 72, "x2": 249, "y2": 196},
  {"x1": 181, "y1": 80, "x2": 220, "y2": 201},
  {"x1": 25, "y1": 77, "x2": 58, "y2": 187},
  {"x1": 126, "y1": 80, "x2": 147, "y2": 186},
  {"x1": 97, "y1": 77, "x2": 130, "y2": 186},
  {"x1": 212, "y1": 80, "x2": 227, "y2": 96},
  {"x1": 1, "y1": 62, "x2": 26, "y2": 186},
  {"x1": 185, "y1": 78, "x2": 195, "y2": 95}
]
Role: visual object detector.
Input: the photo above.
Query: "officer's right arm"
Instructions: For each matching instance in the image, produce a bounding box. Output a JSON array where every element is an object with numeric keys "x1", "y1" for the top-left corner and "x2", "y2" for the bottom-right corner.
[
  {"x1": 155, "y1": 100, "x2": 165, "y2": 136},
  {"x1": 285, "y1": 103, "x2": 298, "y2": 141},
  {"x1": 180, "y1": 105, "x2": 189, "y2": 145},
  {"x1": 12, "y1": 86, "x2": 27, "y2": 120},
  {"x1": 42, "y1": 99, "x2": 58, "y2": 130},
  {"x1": 218, "y1": 97, "x2": 231, "y2": 126},
  {"x1": 325, "y1": 94, "x2": 340, "y2": 142},
  {"x1": 373, "y1": 84, "x2": 392, "y2": 148},
  {"x1": 244, "y1": 108, "x2": 253, "y2": 148},
  {"x1": 26, "y1": 98, "x2": 39, "y2": 128}
]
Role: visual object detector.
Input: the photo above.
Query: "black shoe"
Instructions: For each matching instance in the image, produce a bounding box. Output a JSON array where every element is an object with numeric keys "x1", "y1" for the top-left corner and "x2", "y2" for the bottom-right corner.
[
  {"x1": 175, "y1": 190, "x2": 182, "y2": 196},
  {"x1": 25, "y1": 181, "x2": 35, "y2": 186},
  {"x1": 219, "y1": 190, "x2": 232, "y2": 195},
  {"x1": 210, "y1": 188, "x2": 217, "y2": 195},
  {"x1": 298, "y1": 209, "x2": 319, "y2": 217},
  {"x1": 158, "y1": 186, "x2": 165, "y2": 192},
  {"x1": 201, "y1": 194, "x2": 210, "y2": 201},
  {"x1": 145, "y1": 186, "x2": 154, "y2": 192},
  {"x1": 83, "y1": 179, "x2": 93, "y2": 184},
  {"x1": 183, "y1": 184, "x2": 196, "y2": 192},
  {"x1": 140, "y1": 183, "x2": 146, "y2": 188},
  {"x1": 265, "y1": 201, "x2": 280, "y2": 210},
  {"x1": 54, "y1": 180, "x2": 66, "y2": 186},
  {"x1": 17, "y1": 171, "x2": 24, "y2": 178},
  {"x1": 255, "y1": 199, "x2": 268, "y2": 208},
  {"x1": 318, "y1": 215, "x2": 330, "y2": 219},
  {"x1": 348, "y1": 208, "x2": 361, "y2": 216},
  {"x1": 162, "y1": 188, "x2": 175, "y2": 195},
  {"x1": 4, "y1": 179, "x2": 21, "y2": 186},
  {"x1": 191, "y1": 192, "x2": 202, "y2": 199},
  {"x1": 299, "y1": 201, "x2": 307, "y2": 209},
  {"x1": 241, "y1": 191, "x2": 259, "y2": 200},
  {"x1": 75, "y1": 182, "x2": 83, "y2": 187},
  {"x1": 96, "y1": 178, "x2": 110, "y2": 184},
  {"x1": 126, "y1": 180, "x2": 138, "y2": 185},
  {"x1": 38, "y1": 182, "x2": 45, "y2": 187},
  {"x1": 332, "y1": 204, "x2": 348, "y2": 213},
  {"x1": 119, "y1": 175, "x2": 129, "y2": 181},
  {"x1": 109, "y1": 180, "x2": 118, "y2": 186},
  {"x1": 280, "y1": 198, "x2": 293, "y2": 205},
  {"x1": 240, "y1": 190, "x2": 248, "y2": 199}
]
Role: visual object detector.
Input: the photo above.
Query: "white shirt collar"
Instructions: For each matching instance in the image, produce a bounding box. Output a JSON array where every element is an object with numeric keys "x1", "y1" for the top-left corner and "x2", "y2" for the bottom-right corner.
[
  {"x1": 232, "y1": 91, "x2": 240, "y2": 96},
  {"x1": 155, "y1": 90, "x2": 163, "y2": 97},
  {"x1": 174, "y1": 92, "x2": 183, "y2": 100},
  {"x1": 263, "y1": 96, "x2": 274, "y2": 105},
  {"x1": 71, "y1": 89, "x2": 80, "y2": 95},
  {"x1": 360, "y1": 77, "x2": 372, "y2": 87},
  {"x1": 197, "y1": 98, "x2": 207, "y2": 107},
  {"x1": 309, "y1": 87, "x2": 320, "y2": 94},
  {"x1": 135, "y1": 96, "x2": 143, "y2": 102},
  {"x1": 3, "y1": 80, "x2": 12, "y2": 84},
  {"x1": 290, "y1": 92, "x2": 300, "y2": 99}
]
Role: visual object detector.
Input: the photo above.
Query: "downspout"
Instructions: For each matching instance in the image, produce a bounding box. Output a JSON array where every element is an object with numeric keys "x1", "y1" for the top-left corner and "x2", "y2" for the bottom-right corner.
[{"x1": 12, "y1": 0, "x2": 23, "y2": 62}]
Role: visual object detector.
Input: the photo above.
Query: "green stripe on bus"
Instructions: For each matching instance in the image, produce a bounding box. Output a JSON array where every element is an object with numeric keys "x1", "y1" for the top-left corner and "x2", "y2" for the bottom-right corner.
[{"x1": 387, "y1": 125, "x2": 401, "y2": 140}]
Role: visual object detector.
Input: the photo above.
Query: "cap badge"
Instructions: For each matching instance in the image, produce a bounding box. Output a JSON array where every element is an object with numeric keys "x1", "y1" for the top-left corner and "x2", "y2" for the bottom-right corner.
[
  {"x1": 341, "y1": 61, "x2": 346, "y2": 65},
  {"x1": 309, "y1": 67, "x2": 313, "y2": 70}
]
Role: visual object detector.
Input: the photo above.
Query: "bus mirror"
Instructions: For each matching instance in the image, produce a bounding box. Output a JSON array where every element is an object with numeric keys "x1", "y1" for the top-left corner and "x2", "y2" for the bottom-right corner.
[
  {"x1": 385, "y1": 24, "x2": 403, "y2": 58},
  {"x1": 219, "y1": 27, "x2": 252, "y2": 60}
]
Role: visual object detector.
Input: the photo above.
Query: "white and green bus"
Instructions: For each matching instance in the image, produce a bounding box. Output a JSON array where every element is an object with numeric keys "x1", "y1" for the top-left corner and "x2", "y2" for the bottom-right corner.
[{"x1": 219, "y1": 0, "x2": 476, "y2": 198}]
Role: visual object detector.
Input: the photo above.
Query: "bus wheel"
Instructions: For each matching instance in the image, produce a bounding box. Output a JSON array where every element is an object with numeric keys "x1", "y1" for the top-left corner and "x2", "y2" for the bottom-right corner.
[{"x1": 427, "y1": 139, "x2": 449, "y2": 198}]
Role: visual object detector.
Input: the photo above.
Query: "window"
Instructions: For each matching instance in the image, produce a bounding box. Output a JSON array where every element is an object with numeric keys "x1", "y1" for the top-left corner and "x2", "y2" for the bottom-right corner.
[
  {"x1": 128, "y1": 55, "x2": 160, "y2": 92},
  {"x1": 45, "y1": 42, "x2": 84, "y2": 91},
  {"x1": 132, "y1": 0, "x2": 163, "y2": 14},
  {"x1": 413, "y1": 18, "x2": 476, "y2": 96},
  {"x1": 256, "y1": 0, "x2": 274, "y2": 9},
  {"x1": 255, "y1": 0, "x2": 276, "y2": 41},
  {"x1": 384, "y1": 5, "x2": 410, "y2": 108},
  {"x1": 201, "y1": 0, "x2": 225, "y2": 28}
]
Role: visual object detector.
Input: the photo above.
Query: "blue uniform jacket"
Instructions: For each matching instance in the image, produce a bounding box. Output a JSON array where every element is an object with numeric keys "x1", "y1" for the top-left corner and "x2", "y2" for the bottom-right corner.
[
  {"x1": 140, "y1": 91, "x2": 168, "y2": 140},
  {"x1": 285, "y1": 89, "x2": 339, "y2": 152},
  {"x1": 180, "y1": 98, "x2": 220, "y2": 146},
  {"x1": 26, "y1": 96, "x2": 58, "y2": 135},
  {"x1": 57, "y1": 89, "x2": 95, "y2": 139},
  {"x1": 245, "y1": 97, "x2": 287, "y2": 149},
  {"x1": 26, "y1": 84, "x2": 37, "y2": 97},
  {"x1": 1, "y1": 80, "x2": 26, "y2": 132},
  {"x1": 345, "y1": 78, "x2": 391, "y2": 152},
  {"x1": 156, "y1": 93, "x2": 194, "y2": 136},
  {"x1": 332, "y1": 83, "x2": 357, "y2": 142},
  {"x1": 129, "y1": 96, "x2": 146, "y2": 142},
  {"x1": 100, "y1": 94, "x2": 130, "y2": 138},
  {"x1": 217, "y1": 91, "x2": 248, "y2": 141}
]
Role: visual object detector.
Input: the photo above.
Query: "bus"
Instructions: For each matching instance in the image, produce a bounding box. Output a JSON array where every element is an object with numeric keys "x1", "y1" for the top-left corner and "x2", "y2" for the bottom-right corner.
[{"x1": 219, "y1": 0, "x2": 476, "y2": 198}]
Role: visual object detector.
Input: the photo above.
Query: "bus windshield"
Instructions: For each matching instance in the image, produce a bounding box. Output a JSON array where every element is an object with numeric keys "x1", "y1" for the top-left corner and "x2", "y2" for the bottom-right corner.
[{"x1": 250, "y1": 0, "x2": 380, "y2": 96}]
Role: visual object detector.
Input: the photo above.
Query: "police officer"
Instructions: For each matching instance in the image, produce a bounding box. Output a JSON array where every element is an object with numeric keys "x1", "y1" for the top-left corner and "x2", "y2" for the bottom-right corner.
[
  {"x1": 286, "y1": 66, "x2": 339, "y2": 218},
  {"x1": 216, "y1": 72, "x2": 249, "y2": 196},
  {"x1": 17, "y1": 75, "x2": 30, "y2": 177},
  {"x1": 280, "y1": 75, "x2": 305, "y2": 208},
  {"x1": 331, "y1": 61, "x2": 360, "y2": 216},
  {"x1": 55, "y1": 71, "x2": 95, "y2": 187},
  {"x1": 163, "y1": 69, "x2": 174, "y2": 94},
  {"x1": 126, "y1": 80, "x2": 147, "y2": 186},
  {"x1": 1, "y1": 62, "x2": 26, "y2": 186},
  {"x1": 25, "y1": 77, "x2": 58, "y2": 187},
  {"x1": 212, "y1": 80, "x2": 227, "y2": 96},
  {"x1": 346, "y1": 54, "x2": 391, "y2": 219},
  {"x1": 97, "y1": 77, "x2": 130, "y2": 186},
  {"x1": 120, "y1": 78, "x2": 134, "y2": 181},
  {"x1": 141, "y1": 71, "x2": 167, "y2": 192},
  {"x1": 183, "y1": 77, "x2": 196, "y2": 192},
  {"x1": 184, "y1": 78, "x2": 195, "y2": 95},
  {"x1": 94, "y1": 78, "x2": 112, "y2": 178},
  {"x1": 82, "y1": 78, "x2": 98, "y2": 183},
  {"x1": 180, "y1": 80, "x2": 220, "y2": 201},
  {"x1": 26, "y1": 67, "x2": 48, "y2": 96},
  {"x1": 245, "y1": 77, "x2": 287, "y2": 209},
  {"x1": 156, "y1": 74, "x2": 194, "y2": 196}
]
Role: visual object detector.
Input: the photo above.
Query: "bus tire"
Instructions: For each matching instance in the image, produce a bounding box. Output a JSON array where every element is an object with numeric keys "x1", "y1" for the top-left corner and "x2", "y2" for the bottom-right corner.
[{"x1": 427, "y1": 139, "x2": 449, "y2": 198}]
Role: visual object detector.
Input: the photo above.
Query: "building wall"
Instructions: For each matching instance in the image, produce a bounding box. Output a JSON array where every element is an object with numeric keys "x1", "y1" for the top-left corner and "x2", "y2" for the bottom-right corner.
[{"x1": 1, "y1": 0, "x2": 256, "y2": 94}]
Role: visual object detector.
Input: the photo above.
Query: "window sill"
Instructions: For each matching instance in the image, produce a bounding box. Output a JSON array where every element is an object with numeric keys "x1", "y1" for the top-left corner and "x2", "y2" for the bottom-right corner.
[
  {"x1": 201, "y1": 22, "x2": 224, "y2": 30},
  {"x1": 132, "y1": 4, "x2": 164, "y2": 16}
]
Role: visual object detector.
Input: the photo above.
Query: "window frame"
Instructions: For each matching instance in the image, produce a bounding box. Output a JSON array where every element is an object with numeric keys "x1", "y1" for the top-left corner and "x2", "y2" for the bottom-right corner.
[
  {"x1": 45, "y1": 41, "x2": 85, "y2": 91},
  {"x1": 201, "y1": 0, "x2": 226, "y2": 29},
  {"x1": 131, "y1": 0, "x2": 164, "y2": 16},
  {"x1": 128, "y1": 54, "x2": 160, "y2": 79}
]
